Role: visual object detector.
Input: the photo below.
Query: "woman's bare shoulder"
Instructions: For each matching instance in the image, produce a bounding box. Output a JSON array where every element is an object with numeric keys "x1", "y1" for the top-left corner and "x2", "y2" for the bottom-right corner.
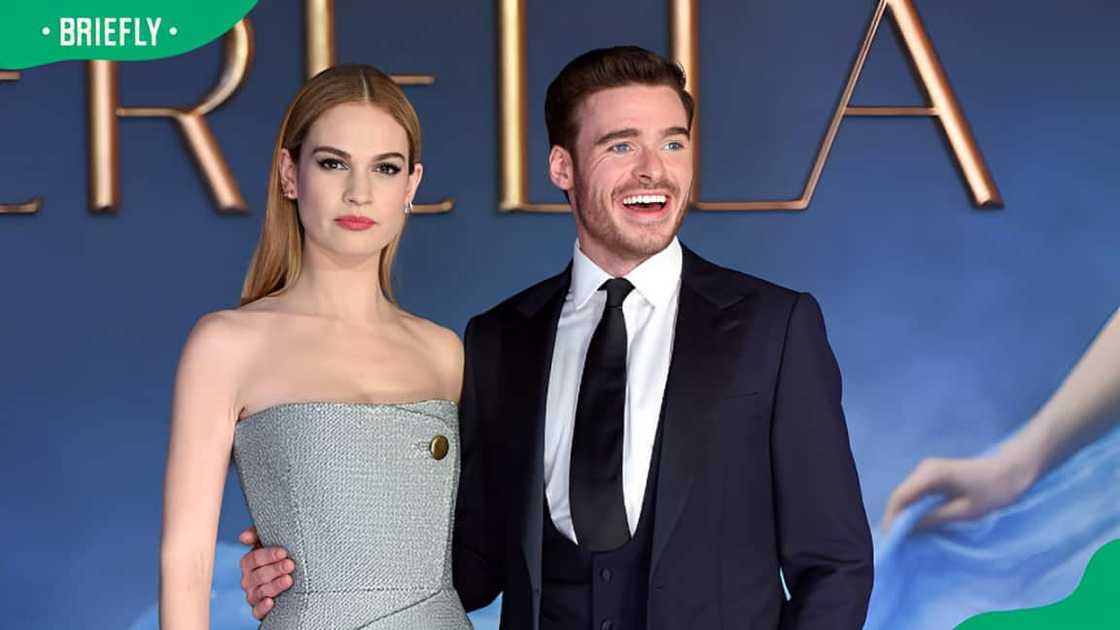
[
  {"x1": 178, "y1": 309, "x2": 256, "y2": 368},
  {"x1": 180, "y1": 300, "x2": 294, "y2": 365},
  {"x1": 397, "y1": 311, "x2": 464, "y2": 396},
  {"x1": 399, "y1": 312, "x2": 462, "y2": 354}
]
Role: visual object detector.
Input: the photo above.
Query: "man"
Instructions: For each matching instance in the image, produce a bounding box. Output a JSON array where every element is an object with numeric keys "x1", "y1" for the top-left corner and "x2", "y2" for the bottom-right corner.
[{"x1": 239, "y1": 46, "x2": 873, "y2": 629}]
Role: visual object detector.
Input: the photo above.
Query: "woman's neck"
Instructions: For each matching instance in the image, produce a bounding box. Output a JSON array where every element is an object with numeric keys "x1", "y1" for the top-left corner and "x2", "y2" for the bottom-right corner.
[{"x1": 284, "y1": 242, "x2": 395, "y2": 326}]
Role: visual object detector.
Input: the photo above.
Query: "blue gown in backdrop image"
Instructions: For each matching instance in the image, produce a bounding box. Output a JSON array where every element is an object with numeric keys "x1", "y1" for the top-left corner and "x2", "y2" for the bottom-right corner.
[{"x1": 867, "y1": 426, "x2": 1120, "y2": 629}]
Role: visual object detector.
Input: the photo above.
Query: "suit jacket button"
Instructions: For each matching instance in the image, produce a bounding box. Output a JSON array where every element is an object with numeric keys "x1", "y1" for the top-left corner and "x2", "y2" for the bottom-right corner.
[
  {"x1": 600, "y1": 568, "x2": 613, "y2": 582},
  {"x1": 429, "y1": 435, "x2": 449, "y2": 460}
]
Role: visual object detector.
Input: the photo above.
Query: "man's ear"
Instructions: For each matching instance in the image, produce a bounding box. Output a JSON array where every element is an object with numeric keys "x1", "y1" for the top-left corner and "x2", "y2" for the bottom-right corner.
[{"x1": 548, "y1": 145, "x2": 574, "y2": 192}]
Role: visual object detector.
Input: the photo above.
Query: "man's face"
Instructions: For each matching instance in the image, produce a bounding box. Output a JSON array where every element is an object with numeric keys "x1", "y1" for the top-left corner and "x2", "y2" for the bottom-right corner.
[{"x1": 551, "y1": 84, "x2": 693, "y2": 267}]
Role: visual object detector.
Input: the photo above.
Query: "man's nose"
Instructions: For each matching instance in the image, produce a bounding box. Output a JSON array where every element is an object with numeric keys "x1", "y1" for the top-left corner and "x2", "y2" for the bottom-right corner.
[{"x1": 634, "y1": 147, "x2": 665, "y2": 184}]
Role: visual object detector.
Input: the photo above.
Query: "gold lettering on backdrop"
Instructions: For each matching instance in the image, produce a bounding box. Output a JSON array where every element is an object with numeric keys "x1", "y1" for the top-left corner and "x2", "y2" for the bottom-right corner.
[
  {"x1": 499, "y1": 0, "x2": 716, "y2": 211},
  {"x1": 304, "y1": 0, "x2": 435, "y2": 85},
  {"x1": 694, "y1": 0, "x2": 1002, "y2": 210},
  {"x1": 9, "y1": 1, "x2": 1001, "y2": 217},
  {"x1": 305, "y1": 0, "x2": 451, "y2": 213},
  {"x1": 669, "y1": 0, "x2": 699, "y2": 205},
  {"x1": 0, "y1": 72, "x2": 43, "y2": 214},
  {"x1": 88, "y1": 19, "x2": 255, "y2": 213},
  {"x1": 504, "y1": 0, "x2": 1001, "y2": 212},
  {"x1": 305, "y1": 0, "x2": 335, "y2": 80},
  {"x1": 497, "y1": 0, "x2": 567, "y2": 212}
]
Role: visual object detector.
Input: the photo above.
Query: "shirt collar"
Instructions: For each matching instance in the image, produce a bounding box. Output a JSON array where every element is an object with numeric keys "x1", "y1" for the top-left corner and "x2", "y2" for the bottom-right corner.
[{"x1": 570, "y1": 237, "x2": 683, "y2": 310}]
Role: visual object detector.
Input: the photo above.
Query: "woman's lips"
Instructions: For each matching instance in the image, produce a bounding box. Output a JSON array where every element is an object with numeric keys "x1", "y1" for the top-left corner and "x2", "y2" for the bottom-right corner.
[{"x1": 334, "y1": 215, "x2": 376, "y2": 231}]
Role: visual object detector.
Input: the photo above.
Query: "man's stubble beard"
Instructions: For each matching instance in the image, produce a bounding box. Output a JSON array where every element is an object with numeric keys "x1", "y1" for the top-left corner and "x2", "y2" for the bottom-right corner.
[{"x1": 571, "y1": 179, "x2": 690, "y2": 261}]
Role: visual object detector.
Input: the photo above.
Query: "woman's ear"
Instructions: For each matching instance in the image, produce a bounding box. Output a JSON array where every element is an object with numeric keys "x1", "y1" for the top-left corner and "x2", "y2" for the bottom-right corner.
[
  {"x1": 406, "y1": 162, "x2": 424, "y2": 207},
  {"x1": 279, "y1": 148, "x2": 298, "y2": 199}
]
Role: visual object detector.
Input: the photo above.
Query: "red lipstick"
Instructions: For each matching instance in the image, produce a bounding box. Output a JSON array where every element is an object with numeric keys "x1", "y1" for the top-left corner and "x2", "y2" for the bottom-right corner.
[{"x1": 334, "y1": 215, "x2": 376, "y2": 231}]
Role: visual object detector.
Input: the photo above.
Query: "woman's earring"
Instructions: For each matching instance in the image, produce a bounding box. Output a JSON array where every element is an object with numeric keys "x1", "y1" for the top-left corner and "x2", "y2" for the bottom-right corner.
[{"x1": 404, "y1": 200, "x2": 414, "y2": 215}]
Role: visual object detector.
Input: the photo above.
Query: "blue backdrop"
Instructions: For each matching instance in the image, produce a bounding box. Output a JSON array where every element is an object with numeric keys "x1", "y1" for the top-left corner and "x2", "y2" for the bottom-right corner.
[{"x1": 2, "y1": 1, "x2": 1117, "y2": 627}]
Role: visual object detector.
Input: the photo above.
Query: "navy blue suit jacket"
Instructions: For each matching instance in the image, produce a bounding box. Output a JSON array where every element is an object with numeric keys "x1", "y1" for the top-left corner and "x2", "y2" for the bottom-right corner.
[{"x1": 453, "y1": 245, "x2": 873, "y2": 629}]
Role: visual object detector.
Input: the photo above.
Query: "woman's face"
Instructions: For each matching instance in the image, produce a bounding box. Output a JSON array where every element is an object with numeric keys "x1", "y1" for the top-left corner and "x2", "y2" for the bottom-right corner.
[{"x1": 280, "y1": 102, "x2": 422, "y2": 262}]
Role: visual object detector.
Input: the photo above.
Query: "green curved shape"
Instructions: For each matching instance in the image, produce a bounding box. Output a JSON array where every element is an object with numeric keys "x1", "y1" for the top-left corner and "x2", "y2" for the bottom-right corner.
[
  {"x1": 0, "y1": 0, "x2": 257, "y2": 70},
  {"x1": 955, "y1": 538, "x2": 1120, "y2": 629}
]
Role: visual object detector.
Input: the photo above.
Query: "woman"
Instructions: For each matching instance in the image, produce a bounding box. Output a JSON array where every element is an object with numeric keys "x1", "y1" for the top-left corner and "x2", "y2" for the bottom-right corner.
[{"x1": 159, "y1": 65, "x2": 471, "y2": 629}]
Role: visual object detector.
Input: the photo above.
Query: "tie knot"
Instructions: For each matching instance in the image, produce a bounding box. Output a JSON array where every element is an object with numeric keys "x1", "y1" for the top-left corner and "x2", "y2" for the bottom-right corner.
[{"x1": 600, "y1": 278, "x2": 634, "y2": 308}]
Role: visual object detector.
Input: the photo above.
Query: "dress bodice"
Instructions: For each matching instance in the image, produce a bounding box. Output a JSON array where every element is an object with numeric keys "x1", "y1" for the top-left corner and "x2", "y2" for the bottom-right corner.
[{"x1": 233, "y1": 400, "x2": 470, "y2": 629}]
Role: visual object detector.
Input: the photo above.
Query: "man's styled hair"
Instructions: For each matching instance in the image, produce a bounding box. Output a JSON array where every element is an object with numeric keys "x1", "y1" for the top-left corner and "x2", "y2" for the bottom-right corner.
[{"x1": 544, "y1": 46, "x2": 695, "y2": 152}]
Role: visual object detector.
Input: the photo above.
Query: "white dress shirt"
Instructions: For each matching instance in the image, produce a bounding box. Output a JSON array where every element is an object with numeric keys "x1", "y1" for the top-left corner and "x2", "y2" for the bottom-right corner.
[{"x1": 543, "y1": 237, "x2": 683, "y2": 543}]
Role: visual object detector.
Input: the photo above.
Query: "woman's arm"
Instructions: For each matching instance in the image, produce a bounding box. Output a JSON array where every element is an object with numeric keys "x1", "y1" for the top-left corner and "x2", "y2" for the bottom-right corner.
[
  {"x1": 884, "y1": 309, "x2": 1120, "y2": 530},
  {"x1": 159, "y1": 313, "x2": 245, "y2": 629},
  {"x1": 1003, "y1": 308, "x2": 1120, "y2": 480}
]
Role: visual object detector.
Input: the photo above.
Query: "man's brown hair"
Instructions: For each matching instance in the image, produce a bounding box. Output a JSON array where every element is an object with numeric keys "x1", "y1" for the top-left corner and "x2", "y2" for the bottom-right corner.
[{"x1": 545, "y1": 46, "x2": 695, "y2": 152}]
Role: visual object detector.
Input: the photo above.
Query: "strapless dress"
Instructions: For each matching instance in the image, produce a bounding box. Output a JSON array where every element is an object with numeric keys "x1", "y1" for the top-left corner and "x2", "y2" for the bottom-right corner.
[{"x1": 233, "y1": 399, "x2": 471, "y2": 629}]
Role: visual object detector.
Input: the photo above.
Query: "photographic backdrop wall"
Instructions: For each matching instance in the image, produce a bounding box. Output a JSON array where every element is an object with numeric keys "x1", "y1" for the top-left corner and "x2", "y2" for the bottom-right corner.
[{"x1": 1, "y1": 1, "x2": 1118, "y2": 627}]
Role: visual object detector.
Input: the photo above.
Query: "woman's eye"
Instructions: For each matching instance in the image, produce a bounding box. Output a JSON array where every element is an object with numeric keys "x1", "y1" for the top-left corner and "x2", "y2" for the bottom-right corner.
[
  {"x1": 609, "y1": 143, "x2": 632, "y2": 154},
  {"x1": 375, "y1": 163, "x2": 402, "y2": 175},
  {"x1": 317, "y1": 158, "x2": 347, "y2": 170}
]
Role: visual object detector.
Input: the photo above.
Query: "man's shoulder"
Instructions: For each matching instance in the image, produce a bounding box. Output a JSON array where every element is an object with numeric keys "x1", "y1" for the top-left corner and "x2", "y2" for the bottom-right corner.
[
  {"x1": 470, "y1": 266, "x2": 570, "y2": 327},
  {"x1": 709, "y1": 261, "x2": 799, "y2": 297},
  {"x1": 683, "y1": 246, "x2": 802, "y2": 309}
]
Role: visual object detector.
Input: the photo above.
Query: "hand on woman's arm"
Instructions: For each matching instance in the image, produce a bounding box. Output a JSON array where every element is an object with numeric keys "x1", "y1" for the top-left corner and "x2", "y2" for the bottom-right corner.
[{"x1": 160, "y1": 313, "x2": 245, "y2": 629}]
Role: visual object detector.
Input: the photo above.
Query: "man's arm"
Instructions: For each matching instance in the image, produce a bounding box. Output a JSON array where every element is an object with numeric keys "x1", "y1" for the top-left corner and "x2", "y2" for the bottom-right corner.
[
  {"x1": 771, "y1": 293, "x2": 873, "y2": 630},
  {"x1": 452, "y1": 317, "x2": 506, "y2": 610}
]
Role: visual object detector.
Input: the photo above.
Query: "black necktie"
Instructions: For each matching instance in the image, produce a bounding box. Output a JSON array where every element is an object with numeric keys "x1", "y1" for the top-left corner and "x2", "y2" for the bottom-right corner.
[{"x1": 570, "y1": 277, "x2": 634, "y2": 551}]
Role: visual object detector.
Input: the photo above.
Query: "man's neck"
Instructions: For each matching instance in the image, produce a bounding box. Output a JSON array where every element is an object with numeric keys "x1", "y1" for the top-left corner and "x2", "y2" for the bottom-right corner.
[{"x1": 577, "y1": 239, "x2": 655, "y2": 278}]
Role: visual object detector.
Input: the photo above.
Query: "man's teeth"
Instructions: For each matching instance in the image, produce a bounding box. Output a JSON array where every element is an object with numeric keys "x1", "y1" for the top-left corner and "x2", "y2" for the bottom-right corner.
[{"x1": 622, "y1": 194, "x2": 668, "y2": 205}]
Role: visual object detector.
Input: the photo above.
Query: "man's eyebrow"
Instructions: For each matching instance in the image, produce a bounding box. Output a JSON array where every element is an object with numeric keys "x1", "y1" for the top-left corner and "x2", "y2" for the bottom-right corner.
[
  {"x1": 593, "y1": 128, "x2": 640, "y2": 146},
  {"x1": 593, "y1": 126, "x2": 691, "y2": 146}
]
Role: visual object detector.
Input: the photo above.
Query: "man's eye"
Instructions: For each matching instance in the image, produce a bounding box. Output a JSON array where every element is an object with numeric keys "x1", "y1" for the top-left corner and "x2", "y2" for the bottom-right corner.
[
  {"x1": 317, "y1": 158, "x2": 347, "y2": 170},
  {"x1": 375, "y1": 163, "x2": 402, "y2": 175},
  {"x1": 609, "y1": 143, "x2": 632, "y2": 154},
  {"x1": 665, "y1": 141, "x2": 685, "y2": 151}
]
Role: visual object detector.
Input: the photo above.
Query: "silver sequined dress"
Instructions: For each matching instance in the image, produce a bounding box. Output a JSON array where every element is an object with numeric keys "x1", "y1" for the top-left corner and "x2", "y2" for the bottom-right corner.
[{"x1": 233, "y1": 400, "x2": 471, "y2": 629}]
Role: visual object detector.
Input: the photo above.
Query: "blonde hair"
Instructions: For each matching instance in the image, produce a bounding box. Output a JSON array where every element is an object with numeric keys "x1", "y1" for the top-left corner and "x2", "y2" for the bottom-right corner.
[{"x1": 240, "y1": 65, "x2": 422, "y2": 306}]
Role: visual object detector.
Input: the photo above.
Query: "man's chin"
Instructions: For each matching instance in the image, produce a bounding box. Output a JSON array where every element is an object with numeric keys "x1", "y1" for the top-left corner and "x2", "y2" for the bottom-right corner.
[
  {"x1": 618, "y1": 214, "x2": 681, "y2": 250},
  {"x1": 616, "y1": 231, "x2": 676, "y2": 259}
]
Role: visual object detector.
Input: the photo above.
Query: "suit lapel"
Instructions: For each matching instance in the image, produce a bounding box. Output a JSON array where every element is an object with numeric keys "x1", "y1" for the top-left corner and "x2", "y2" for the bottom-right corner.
[
  {"x1": 502, "y1": 248, "x2": 751, "y2": 596},
  {"x1": 650, "y1": 246, "x2": 749, "y2": 574},
  {"x1": 506, "y1": 268, "x2": 570, "y2": 600}
]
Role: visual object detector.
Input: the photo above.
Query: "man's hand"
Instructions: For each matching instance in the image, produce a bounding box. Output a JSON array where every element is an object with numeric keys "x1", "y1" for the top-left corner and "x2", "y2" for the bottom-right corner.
[{"x1": 238, "y1": 526, "x2": 295, "y2": 620}]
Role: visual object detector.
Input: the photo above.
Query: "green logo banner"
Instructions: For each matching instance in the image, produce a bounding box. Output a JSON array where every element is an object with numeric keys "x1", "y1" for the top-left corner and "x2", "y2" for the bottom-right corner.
[
  {"x1": 0, "y1": 0, "x2": 257, "y2": 70},
  {"x1": 956, "y1": 539, "x2": 1120, "y2": 629}
]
